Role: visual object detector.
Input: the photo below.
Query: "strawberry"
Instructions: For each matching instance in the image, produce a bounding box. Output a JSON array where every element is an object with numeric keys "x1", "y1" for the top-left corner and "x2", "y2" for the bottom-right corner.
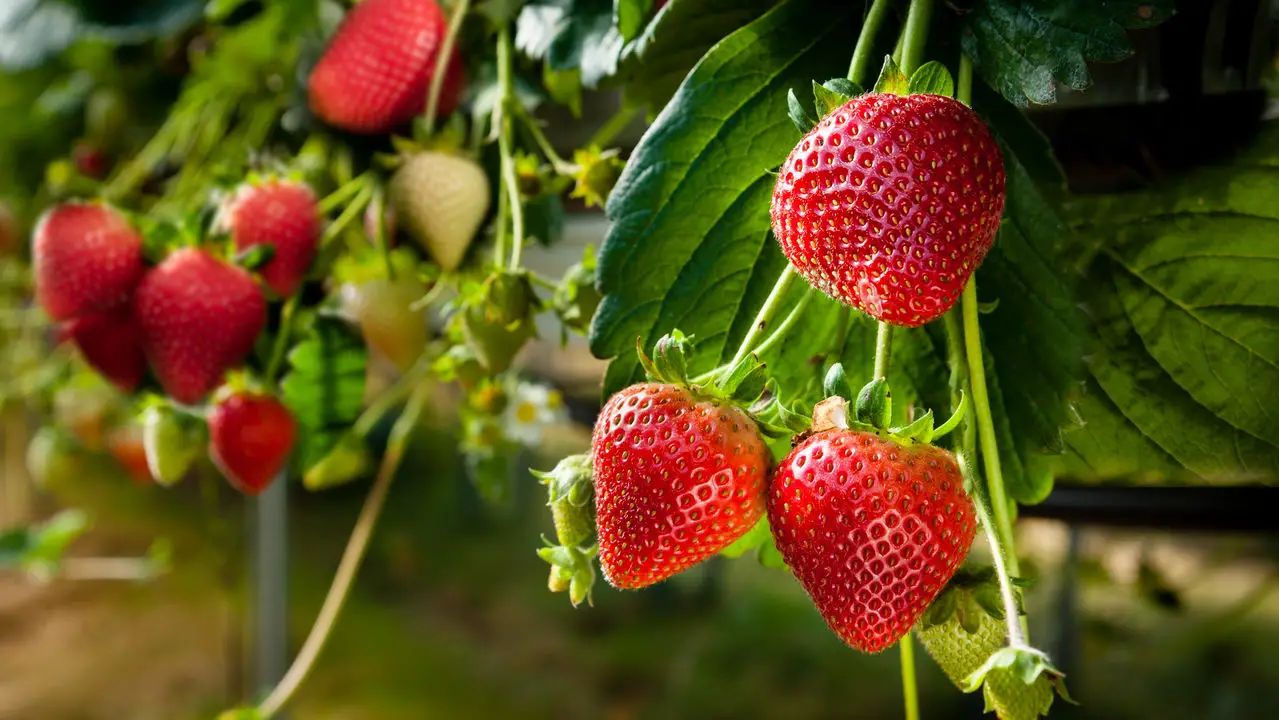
[
  {"x1": 592, "y1": 382, "x2": 770, "y2": 588},
  {"x1": 339, "y1": 276, "x2": 428, "y2": 371},
  {"x1": 918, "y1": 613, "x2": 1055, "y2": 720},
  {"x1": 768, "y1": 395, "x2": 978, "y2": 652},
  {"x1": 62, "y1": 305, "x2": 147, "y2": 391},
  {"x1": 106, "y1": 424, "x2": 154, "y2": 485},
  {"x1": 72, "y1": 140, "x2": 111, "y2": 179},
  {"x1": 134, "y1": 248, "x2": 267, "y2": 405},
  {"x1": 390, "y1": 152, "x2": 490, "y2": 271},
  {"x1": 32, "y1": 201, "x2": 145, "y2": 321},
  {"x1": 770, "y1": 92, "x2": 1005, "y2": 327},
  {"x1": 208, "y1": 391, "x2": 297, "y2": 495},
  {"x1": 308, "y1": 0, "x2": 464, "y2": 134},
  {"x1": 221, "y1": 179, "x2": 321, "y2": 297}
]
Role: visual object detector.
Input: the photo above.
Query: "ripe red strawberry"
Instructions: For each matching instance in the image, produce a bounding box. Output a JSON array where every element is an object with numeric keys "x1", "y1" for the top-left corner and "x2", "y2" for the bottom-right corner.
[
  {"x1": 768, "y1": 428, "x2": 978, "y2": 652},
  {"x1": 208, "y1": 392, "x2": 297, "y2": 495},
  {"x1": 32, "y1": 201, "x2": 145, "y2": 321},
  {"x1": 308, "y1": 0, "x2": 464, "y2": 134},
  {"x1": 72, "y1": 140, "x2": 111, "y2": 179},
  {"x1": 770, "y1": 93, "x2": 1005, "y2": 327},
  {"x1": 62, "y1": 305, "x2": 147, "y2": 391},
  {"x1": 134, "y1": 248, "x2": 267, "y2": 405},
  {"x1": 592, "y1": 383, "x2": 769, "y2": 588},
  {"x1": 222, "y1": 179, "x2": 321, "y2": 297}
]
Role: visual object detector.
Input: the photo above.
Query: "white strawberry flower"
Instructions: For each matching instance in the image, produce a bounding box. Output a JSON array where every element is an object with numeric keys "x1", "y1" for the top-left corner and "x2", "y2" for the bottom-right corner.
[{"x1": 503, "y1": 380, "x2": 568, "y2": 446}]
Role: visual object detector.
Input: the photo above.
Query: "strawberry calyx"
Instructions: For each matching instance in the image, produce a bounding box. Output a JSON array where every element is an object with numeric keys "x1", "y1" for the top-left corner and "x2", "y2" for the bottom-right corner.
[
  {"x1": 811, "y1": 362, "x2": 967, "y2": 446},
  {"x1": 481, "y1": 269, "x2": 541, "y2": 326},
  {"x1": 634, "y1": 330, "x2": 807, "y2": 438},
  {"x1": 786, "y1": 56, "x2": 958, "y2": 135},
  {"x1": 532, "y1": 453, "x2": 598, "y2": 607},
  {"x1": 962, "y1": 645, "x2": 1076, "y2": 707},
  {"x1": 919, "y1": 565, "x2": 1027, "y2": 633}
]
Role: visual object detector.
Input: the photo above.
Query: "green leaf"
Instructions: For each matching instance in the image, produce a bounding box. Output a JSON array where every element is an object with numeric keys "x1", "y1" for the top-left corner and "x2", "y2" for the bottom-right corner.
[
  {"x1": 906, "y1": 61, "x2": 953, "y2": 97},
  {"x1": 518, "y1": 0, "x2": 623, "y2": 88},
  {"x1": 280, "y1": 317, "x2": 368, "y2": 472},
  {"x1": 542, "y1": 64, "x2": 583, "y2": 116},
  {"x1": 1063, "y1": 123, "x2": 1279, "y2": 483},
  {"x1": 614, "y1": 0, "x2": 652, "y2": 43},
  {"x1": 960, "y1": 0, "x2": 1174, "y2": 106},
  {"x1": 971, "y1": 132, "x2": 1085, "y2": 503},
  {"x1": 592, "y1": 0, "x2": 866, "y2": 401},
  {"x1": 0, "y1": 510, "x2": 90, "y2": 574},
  {"x1": 0, "y1": 0, "x2": 204, "y2": 70},
  {"x1": 616, "y1": 0, "x2": 776, "y2": 110}
]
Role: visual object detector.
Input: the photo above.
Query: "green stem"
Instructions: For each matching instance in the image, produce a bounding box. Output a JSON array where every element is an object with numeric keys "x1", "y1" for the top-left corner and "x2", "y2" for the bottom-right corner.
[
  {"x1": 255, "y1": 382, "x2": 432, "y2": 719},
  {"x1": 958, "y1": 53, "x2": 974, "y2": 105},
  {"x1": 320, "y1": 184, "x2": 374, "y2": 249},
  {"x1": 962, "y1": 281, "x2": 1017, "y2": 572},
  {"x1": 847, "y1": 0, "x2": 894, "y2": 85},
  {"x1": 496, "y1": 28, "x2": 526, "y2": 270},
  {"x1": 900, "y1": 632, "x2": 920, "y2": 720},
  {"x1": 946, "y1": 306, "x2": 1027, "y2": 649},
  {"x1": 370, "y1": 187, "x2": 395, "y2": 281},
  {"x1": 587, "y1": 103, "x2": 640, "y2": 149},
  {"x1": 423, "y1": 0, "x2": 470, "y2": 135},
  {"x1": 318, "y1": 173, "x2": 370, "y2": 216},
  {"x1": 873, "y1": 321, "x2": 892, "y2": 379},
  {"x1": 898, "y1": 0, "x2": 933, "y2": 76},
  {"x1": 516, "y1": 108, "x2": 577, "y2": 175},
  {"x1": 493, "y1": 151, "x2": 510, "y2": 269},
  {"x1": 749, "y1": 288, "x2": 814, "y2": 359},
  {"x1": 264, "y1": 295, "x2": 300, "y2": 384},
  {"x1": 729, "y1": 265, "x2": 797, "y2": 368}
]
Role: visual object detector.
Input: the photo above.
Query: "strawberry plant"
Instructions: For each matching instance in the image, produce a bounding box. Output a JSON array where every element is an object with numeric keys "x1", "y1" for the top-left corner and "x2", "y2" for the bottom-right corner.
[{"x1": 1, "y1": 0, "x2": 1276, "y2": 718}]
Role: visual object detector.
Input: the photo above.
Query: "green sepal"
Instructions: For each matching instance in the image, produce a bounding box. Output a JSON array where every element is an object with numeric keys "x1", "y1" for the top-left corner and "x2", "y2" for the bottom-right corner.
[
  {"x1": 748, "y1": 379, "x2": 811, "y2": 438},
  {"x1": 963, "y1": 646, "x2": 1075, "y2": 706},
  {"x1": 931, "y1": 390, "x2": 968, "y2": 441},
  {"x1": 302, "y1": 431, "x2": 372, "y2": 490},
  {"x1": 811, "y1": 80, "x2": 852, "y2": 119},
  {"x1": 920, "y1": 583, "x2": 959, "y2": 629},
  {"x1": 712, "y1": 352, "x2": 769, "y2": 405},
  {"x1": 854, "y1": 377, "x2": 891, "y2": 428},
  {"x1": 787, "y1": 87, "x2": 816, "y2": 133},
  {"x1": 216, "y1": 708, "x2": 265, "y2": 720},
  {"x1": 822, "y1": 363, "x2": 854, "y2": 404},
  {"x1": 719, "y1": 516, "x2": 788, "y2": 570},
  {"x1": 821, "y1": 77, "x2": 862, "y2": 99},
  {"x1": 890, "y1": 410, "x2": 935, "y2": 444},
  {"x1": 538, "y1": 542, "x2": 598, "y2": 607},
  {"x1": 872, "y1": 55, "x2": 909, "y2": 95},
  {"x1": 907, "y1": 61, "x2": 955, "y2": 97},
  {"x1": 232, "y1": 243, "x2": 275, "y2": 271},
  {"x1": 637, "y1": 329, "x2": 693, "y2": 385}
]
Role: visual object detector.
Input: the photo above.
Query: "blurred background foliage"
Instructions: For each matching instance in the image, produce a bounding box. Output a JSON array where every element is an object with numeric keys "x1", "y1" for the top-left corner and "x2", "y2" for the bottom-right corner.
[{"x1": 1, "y1": 1, "x2": 1279, "y2": 719}]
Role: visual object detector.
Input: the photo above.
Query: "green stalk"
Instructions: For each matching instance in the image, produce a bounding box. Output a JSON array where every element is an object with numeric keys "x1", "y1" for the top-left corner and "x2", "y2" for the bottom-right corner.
[
  {"x1": 517, "y1": 108, "x2": 577, "y2": 174},
  {"x1": 255, "y1": 382, "x2": 432, "y2": 718},
  {"x1": 370, "y1": 187, "x2": 396, "y2": 281},
  {"x1": 749, "y1": 288, "x2": 814, "y2": 359},
  {"x1": 423, "y1": 0, "x2": 470, "y2": 135},
  {"x1": 587, "y1": 103, "x2": 640, "y2": 149},
  {"x1": 318, "y1": 173, "x2": 370, "y2": 215},
  {"x1": 944, "y1": 309, "x2": 1027, "y2": 648},
  {"x1": 728, "y1": 265, "x2": 797, "y2": 368},
  {"x1": 319, "y1": 183, "x2": 374, "y2": 250},
  {"x1": 847, "y1": 0, "x2": 894, "y2": 85},
  {"x1": 961, "y1": 281, "x2": 1018, "y2": 573},
  {"x1": 900, "y1": 633, "x2": 920, "y2": 720},
  {"x1": 265, "y1": 295, "x2": 300, "y2": 384},
  {"x1": 873, "y1": 322, "x2": 892, "y2": 379},
  {"x1": 899, "y1": 0, "x2": 933, "y2": 76},
  {"x1": 496, "y1": 28, "x2": 526, "y2": 270}
]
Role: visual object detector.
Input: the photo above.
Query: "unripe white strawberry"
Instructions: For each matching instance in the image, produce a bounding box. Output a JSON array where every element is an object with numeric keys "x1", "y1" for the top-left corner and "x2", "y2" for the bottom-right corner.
[{"x1": 389, "y1": 152, "x2": 490, "y2": 271}]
